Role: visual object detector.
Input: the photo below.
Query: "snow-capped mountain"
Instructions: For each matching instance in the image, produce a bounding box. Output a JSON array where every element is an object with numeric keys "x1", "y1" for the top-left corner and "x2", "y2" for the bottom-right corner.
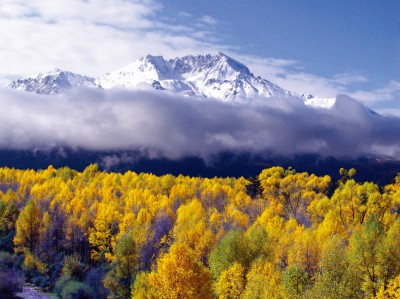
[
  {"x1": 9, "y1": 69, "x2": 97, "y2": 94},
  {"x1": 8, "y1": 53, "x2": 335, "y2": 108},
  {"x1": 97, "y1": 52, "x2": 301, "y2": 102}
]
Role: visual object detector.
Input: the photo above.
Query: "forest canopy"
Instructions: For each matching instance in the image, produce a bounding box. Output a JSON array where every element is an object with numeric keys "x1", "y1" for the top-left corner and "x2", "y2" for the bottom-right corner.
[{"x1": 0, "y1": 165, "x2": 400, "y2": 298}]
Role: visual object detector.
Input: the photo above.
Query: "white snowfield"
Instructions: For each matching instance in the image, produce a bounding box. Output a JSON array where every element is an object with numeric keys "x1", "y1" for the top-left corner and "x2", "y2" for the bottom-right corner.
[{"x1": 9, "y1": 53, "x2": 335, "y2": 109}]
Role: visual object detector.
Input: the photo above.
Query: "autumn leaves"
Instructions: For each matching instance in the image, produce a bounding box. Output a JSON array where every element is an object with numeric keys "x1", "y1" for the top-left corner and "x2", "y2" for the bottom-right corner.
[{"x1": 1, "y1": 165, "x2": 400, "y2": 298}]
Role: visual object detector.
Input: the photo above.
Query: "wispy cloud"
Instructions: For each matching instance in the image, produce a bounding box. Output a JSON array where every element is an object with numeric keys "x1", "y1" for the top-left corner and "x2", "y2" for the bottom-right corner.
[
  {"x1": 177, "y1": 11, "x2": 192, "y2": 18},
  {"x1": 198, "y1": 15, "x2": 218, "y2": 25},
  {"x1": 332, "y1": 73, "x2": 368, "y2": 85},
  {"x1": 350, "y1": 81, "x2": 400, "y2": 104}
]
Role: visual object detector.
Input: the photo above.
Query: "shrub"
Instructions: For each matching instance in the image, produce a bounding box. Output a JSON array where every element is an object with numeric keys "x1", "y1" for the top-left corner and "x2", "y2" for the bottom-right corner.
[
  {"x1": 22, "y1": 251, "x2": 48, "y2": 281},
  {"x1": 54, "y1": 274, "x2": 72, "y2": 297},
  {"x1": 0, "y1": 251, "x2": 16, "y2": 271},
  {"x1": 62, "y1": 254, "x2": 86, "y2": 280},
  {"x1": 60, "y1": 280, "x2": 94, "y2": 299},
  {"x1": 32, "y1": 275, "x2": 50, "y2": 290}
]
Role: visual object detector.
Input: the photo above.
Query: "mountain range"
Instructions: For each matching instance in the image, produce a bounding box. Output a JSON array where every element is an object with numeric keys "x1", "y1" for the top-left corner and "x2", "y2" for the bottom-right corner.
[{"x1": 8, "y1": 52, "x2": 335, "y2": 108}]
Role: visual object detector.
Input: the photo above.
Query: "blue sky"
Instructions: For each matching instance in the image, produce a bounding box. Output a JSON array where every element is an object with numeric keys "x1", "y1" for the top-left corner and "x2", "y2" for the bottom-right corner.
[
  {"x1": 161, "y1": 0, "x2": 399, "y2": 88},
  {"x1": 0, "y1": 0, "x2": 399, "y2": 114}
]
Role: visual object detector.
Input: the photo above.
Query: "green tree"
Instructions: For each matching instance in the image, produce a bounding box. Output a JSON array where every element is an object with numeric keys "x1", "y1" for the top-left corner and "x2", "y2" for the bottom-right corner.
[
  {"x1": 280, "y1": 264, "x2": 311, "y2": 299},
  {"x1": 104, "y1": 231, "x2": 138, "y2": 299},
  {"x1": 0, "y1": 201, "x2": 19, "y2": 252},
  {"x1": 348, "y1": 216, "x2": 385, "y2": 297},
  {"x1": 310, "y1": 236, "x2": 360, "y2": 299},
  {"x1": 209, "y1": 231, "x2": 249, "y2": 279}
]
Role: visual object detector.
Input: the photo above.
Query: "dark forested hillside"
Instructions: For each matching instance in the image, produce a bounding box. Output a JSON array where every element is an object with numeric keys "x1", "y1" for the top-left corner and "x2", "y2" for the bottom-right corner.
[{"x1": 1, "y1": 149, "x2": 399, "y2": 185}]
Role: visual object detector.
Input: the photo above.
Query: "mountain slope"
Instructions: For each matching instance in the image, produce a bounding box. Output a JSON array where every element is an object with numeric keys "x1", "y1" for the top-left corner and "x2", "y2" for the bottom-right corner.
[
  {"x1": 9, "y1": 69, "x2": 98, "y2": 94},
  {"x1": 9, "y1": 53, "x2": 335, "y2": 108},
  {"x1": 97, "y1": 52, "x2": 302, "y2": 102}
]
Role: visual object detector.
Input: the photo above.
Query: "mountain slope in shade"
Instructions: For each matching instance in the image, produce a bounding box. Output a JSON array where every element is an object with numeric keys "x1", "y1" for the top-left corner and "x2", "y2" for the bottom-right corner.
[
  {"x1": 9, "y1": 69, "x2": 98, "y2": 94},
  {"x1": 97, "y1": 52, "x2": 303, "y2": 102}
]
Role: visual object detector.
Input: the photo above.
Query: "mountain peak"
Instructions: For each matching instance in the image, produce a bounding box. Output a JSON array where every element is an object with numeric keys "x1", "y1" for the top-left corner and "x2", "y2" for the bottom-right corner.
[
  {"x1": 212, "y1": 52, "x2": 251, "y2": 76},
  {"x1": 142, "y1": 54, "x2": 166, "y2": 65},
  {"x1": 9, "y1": 69, "x2": 97, "y2": 94},
  {"x1": 9, "y1": 53, "x2": 333, "y2": 108}
]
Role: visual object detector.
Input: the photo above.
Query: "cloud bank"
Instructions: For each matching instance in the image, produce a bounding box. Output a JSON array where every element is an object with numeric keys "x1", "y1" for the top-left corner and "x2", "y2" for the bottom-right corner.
[{"x1": 1, "y1": 88, "x2": 400, "y2": 163}]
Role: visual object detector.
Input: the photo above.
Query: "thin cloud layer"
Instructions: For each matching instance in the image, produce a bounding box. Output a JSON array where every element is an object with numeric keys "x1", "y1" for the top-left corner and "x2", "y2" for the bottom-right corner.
[{"x1": 1, "y1": 88, "x2": 400, "y2": 161}]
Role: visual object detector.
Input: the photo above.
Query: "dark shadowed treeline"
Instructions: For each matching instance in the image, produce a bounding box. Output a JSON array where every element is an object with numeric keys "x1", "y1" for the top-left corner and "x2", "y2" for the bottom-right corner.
[{"x1": 0, "y1": 165, "x2": 400, "y2": 298}]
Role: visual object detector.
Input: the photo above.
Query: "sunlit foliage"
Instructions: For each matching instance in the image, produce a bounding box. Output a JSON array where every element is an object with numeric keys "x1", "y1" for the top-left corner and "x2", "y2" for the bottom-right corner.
[{"x1": 0, "y1": 165, "x2": 399, "y2": 298}]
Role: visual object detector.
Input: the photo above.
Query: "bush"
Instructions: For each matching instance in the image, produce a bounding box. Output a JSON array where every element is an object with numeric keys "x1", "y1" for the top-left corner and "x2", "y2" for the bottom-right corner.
[
  {"x1": 55, "y1": 274, "x2": 72, "y2": 297},
  {"x1": 0, "y1": 270, "x2": 24, "y2": 296},
  {"x1": 22, "y1": 251, "x2": 48, "y2": 281},
  {"x1": 60, "y1": 280, "x2": 94, "y2": 299},
  {"x1": 32, "y1": 275, "x2": 50, "y2": 290},
  {"x1": 62, "y1": 254, "x2": 87, "y2": 280},
  {"x1": 0, "y1": 230, "x2": 15, "y2": 253},
  {"x1": 0, "y1": 251, "x2": 16, "y2": 271}
]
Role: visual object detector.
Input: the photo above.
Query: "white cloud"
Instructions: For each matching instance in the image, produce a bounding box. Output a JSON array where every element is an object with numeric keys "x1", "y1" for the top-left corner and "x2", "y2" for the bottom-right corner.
[
  {"x1": 332, "y1": 73, "x2": 368, "y2": 85},
  {"x1": 177, "y1": 11, "x2": 192, "y2": 18},
  {"x1": 350, "y1": 81, "x2": 400, "y2": 104},
  {"x1": 1, "y1": 88, "x2": 400, "y2": 160},
  {"x1": 0, "y1": 0, "x2": 223, "y2": 79},
  {"x1": 198, "y1": 15, "x2": 218, "y2": 25},
  {"x1": 1, "y1": 0, "x2": 157, "y2": 28},
  {"x1": 237, "y1": 54, "x2": 345, "y2": 98},
  {"x1": 375, "y1": 108, "x2": 400, "y2": 117}
]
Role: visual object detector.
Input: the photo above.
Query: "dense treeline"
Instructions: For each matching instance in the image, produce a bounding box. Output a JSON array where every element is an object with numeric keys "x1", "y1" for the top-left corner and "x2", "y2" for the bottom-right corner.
[{"x1": 0, "y1": 165, "x2": 400, "y2": 298}]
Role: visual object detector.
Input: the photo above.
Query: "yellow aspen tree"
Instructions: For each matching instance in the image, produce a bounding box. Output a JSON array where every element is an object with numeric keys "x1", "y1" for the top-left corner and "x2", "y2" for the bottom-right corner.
[
  {"x1": 173, "y1": 199, "x2": 215, "y2": 261},
  {"x1": 132, "y1": 272, "x2": 158, "y2": 299},
  {"x1": 88, "y1": 202, "x2": 121, "y2": 261},
  {"x1": 375, "y1": 274, "x2": 400, "y2": 299},
  {"x1": 287, "y1": 228, "x2": 320, "y2": 277},
  {"x1": 215, "y1": 262, "x2": 245, "y2": 299},
  {"x1": 149, "y1": 243, "x2": 213, "y2": 299},
  {"x1": 242, "y1": 259, "x2": 281, "y2": 299},
  {"x1": 14, "y1": 200, "x2": 41, "y2": 253}
]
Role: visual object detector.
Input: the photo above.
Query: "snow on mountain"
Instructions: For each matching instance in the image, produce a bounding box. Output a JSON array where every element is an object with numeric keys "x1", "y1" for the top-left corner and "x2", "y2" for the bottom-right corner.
[
  {"x1": 304, "y1": 96, "x2": 336, "y2": 109},
  {"x1": 97, "y1": 52, "x2": 302, "y2": 102},
  {"x1": 9, "y1": 69, "x2": 98, "y2": 94},
  {"x1": 8, "y1": 53, "x2": 334, "y2": 108}
]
